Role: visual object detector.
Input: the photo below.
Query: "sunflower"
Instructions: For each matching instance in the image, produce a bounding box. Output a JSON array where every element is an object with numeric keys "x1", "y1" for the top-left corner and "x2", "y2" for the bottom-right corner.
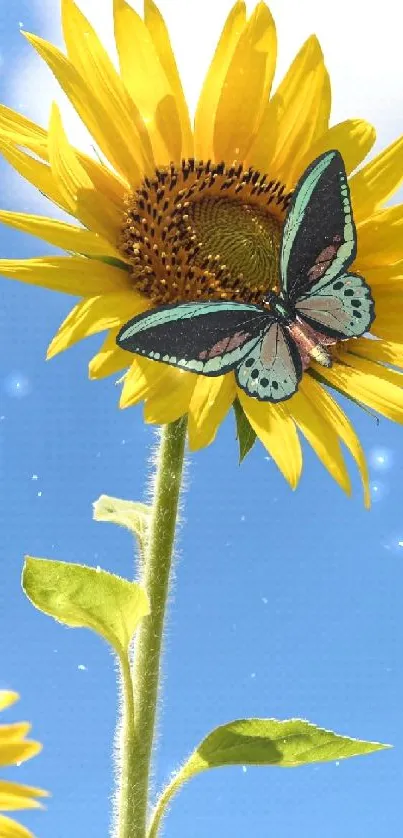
[
  {"x1": 1, "y1": 0, "x2": 403, "y2": 503},
  {"x1": 0, "y1": 691, "x2": 47, "y2": 838}
]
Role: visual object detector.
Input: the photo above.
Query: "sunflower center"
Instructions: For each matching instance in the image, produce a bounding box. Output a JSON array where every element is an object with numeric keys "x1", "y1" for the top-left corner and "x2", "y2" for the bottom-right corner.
[
  {"x1": 119, "y1": 159, "x2": 290, "y2": 306},
  {"x1": 186, "y1": 197, "x2": 281, "y2": 293}
]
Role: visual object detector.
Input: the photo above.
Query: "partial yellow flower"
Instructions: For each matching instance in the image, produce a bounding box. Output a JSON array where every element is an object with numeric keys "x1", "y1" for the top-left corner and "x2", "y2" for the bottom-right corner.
[
  {"x1": 1, "y1": 0, "x2": 403, "y2": 504},
  {"x1": 0, "y1": 691, "x2": 48, "y2": 838}
]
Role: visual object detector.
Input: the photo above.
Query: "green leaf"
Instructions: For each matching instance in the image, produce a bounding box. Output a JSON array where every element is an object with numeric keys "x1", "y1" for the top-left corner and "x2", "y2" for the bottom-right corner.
[
  {"x1": 185, "y1": 718, "x2": 390, "y2": 770},
  {"x1": 233, "y1": 399, "x2": 256, "y2": 462},
  {"x1": 93, "y1": 494, "x2": 151, "y2": 558},
  {"x1": 148, "y1": 718, "x2": 390, "y2": 837},
  {"x1": 22, "y1": 556, "x2": 150, "y2": 656}
]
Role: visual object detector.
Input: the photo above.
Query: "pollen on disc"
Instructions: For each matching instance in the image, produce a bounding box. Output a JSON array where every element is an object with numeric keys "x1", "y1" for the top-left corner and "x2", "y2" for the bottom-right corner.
[{"x1": 119, "y1": 159, "x2": 290, "y2": 307}]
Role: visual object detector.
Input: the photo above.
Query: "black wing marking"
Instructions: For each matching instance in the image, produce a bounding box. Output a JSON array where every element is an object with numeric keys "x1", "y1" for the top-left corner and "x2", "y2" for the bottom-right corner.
[
  {"x1": 280, "y1": 150, "x2": 357, "y2": 302},
  {"x1": 117, "y1": 301, "x2": 271, "y2": 376}
]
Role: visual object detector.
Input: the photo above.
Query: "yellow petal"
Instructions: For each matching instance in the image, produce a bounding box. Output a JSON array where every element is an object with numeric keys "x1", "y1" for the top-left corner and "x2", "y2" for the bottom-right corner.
[
  {"x1": 0, "y1": 257, "x2": 131, "y2": 296},
  {"x1": 194, "y1": 2, "x2": 246, "y2": 160},
  {"x1": 0, "y1": 693, "x2": 19, "y2": 713},
  {"x1": 114, "y1": 0, "x2": 182, "y2": 163},
  {"x1": 48, "y1": 103, "x2": 123, "y2": 245},
  {"x1": 319, "y1": 357, "x2": 403, "y2": 424},
  {"x1": 0, "y1": 781, "x2": 47, "y2": 801},
  {"x1": 348, "y1": 336, "x2": 403, "y2": 368},
  {"x1": 0, "y1": 741, "x2": 41, "y2": 768},
  {"x1": 61, "y1": 0, "x2": 154, "y2": 175},
  {"x1": 371, "y1": 305, "x2": 403, "y2": 342},
  {"x1": 0, "y1": 724, "x2": 31, "y2": 744},
  {"x1": 350, "y1": 134, "x2": 403, "y2": 221},
  {"x1": 357, "y1": 204, "x2": 403, "y2": 266},
  {"x1": 338, "y1": 348, "x2": 403, "y2": 384},
  {"x1": 120, "y1": 357, "x2": 170, "y2": 408},
  {"x1": 153, "y1": 96, "x2": 182, "y2": 166},
  {"x1": 372, "y1": 283, "x2": 403, "y2": 308},
  {"x1": 303, "y1": 375, "x2": 369, "y2": 505},
  {"x1": 89, "y1": 329, "x2": 130, "y2": 379},
  {"x1": 188, "y1": 374, "x2": 236, "y2": 450},
  {"x1": 0, "y1": 104, "x2": 47, "y2": 150},
  {"x1": 360, "y1": 261, "x2": 403, "y2": 285},
  {"x1": 214, "y1": 3, "x2": 277, "y2": 161},
  {"x1": 293, "y1": 119, "x2": 376, "y2": 183},
  {"x1": 119, "y1": 357, "x2": 193, "y2": 414},
  {"x1": 0, "y1": 102, "x2": 126, "y2": 212},
  {"x1": 0, "y1": 798, "x2": 40, "y2": 813},
  {"x1": 248, "y1": 36, "x2": 330, "y2": 185},
  {"x1": 77, "y1": 154, "x2": 126, "y2": 214},
  {"x1": 0, "y1": 210, "x2": 121, "y2": 259},
  {"x1": 238, "y1": 392, "x2": 302, "y2": 488},
  {"x1": 144, "y1": 371, "x2": 196, "y2": 424},
  {"x1": 144, "y1": 0, "x2": 193, "y2": 158},
  {"x1": 0, "y1": 780, "x2": 48, "y2": 811},
  {"x1": 23, "y1": 30, "x2": 149, "y2": 185},
  {"x1": 0, "y1": 814, "x2": 35, "y2": 838},
  {"x1": 290, "y1": 387, "x2": 351, "y2": 497},
  {"x1": 47, "y1": 291, "x2": 146, "y2": 358},
  {"x1": 0, "y1": 139, "x2": 70, "y2": 213}
]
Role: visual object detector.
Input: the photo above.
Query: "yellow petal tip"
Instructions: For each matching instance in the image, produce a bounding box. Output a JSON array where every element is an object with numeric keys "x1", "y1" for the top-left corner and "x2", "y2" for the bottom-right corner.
[
  {"x1": 0, "y1": 690, "x2": 20, "y2": 711},
  {"x1": 305, "y1": 33, "x2": 323, "y2": 58},
  {"x1": 46, "y1": 341, "x2": 59, "y2": 361}
]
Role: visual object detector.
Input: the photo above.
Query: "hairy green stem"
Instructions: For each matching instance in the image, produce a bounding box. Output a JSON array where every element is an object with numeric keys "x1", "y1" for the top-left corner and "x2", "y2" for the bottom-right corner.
[
  {"x1": 116, "y1": 653, "x2": 137, "y2": 838},
  {"x1": 147, "y1": 768, "x2": 187, "y2": 838},
  {"x1": 118, "y1": 418, "x2": 187, "y2": 838}
]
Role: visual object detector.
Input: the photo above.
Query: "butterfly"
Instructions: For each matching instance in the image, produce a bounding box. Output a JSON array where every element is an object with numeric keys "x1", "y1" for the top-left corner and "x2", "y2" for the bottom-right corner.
[{"x1": 116, "y1": 150, "x2": 375, "y2": 403}]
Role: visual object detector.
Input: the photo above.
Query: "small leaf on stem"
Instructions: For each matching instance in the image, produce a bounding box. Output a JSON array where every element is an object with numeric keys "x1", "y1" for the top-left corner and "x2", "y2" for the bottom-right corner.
[
  {"x1": 93, "y1": 494, "x2": 151, "y2": 558},
  {"x1": 22, "y1": 556, "x2": 149, "y2": 656},
  {"x1": 183, "y1": 718, "x2": 390, "y2": 771},
  {"x1": 148, "y1": 718, "x2": 390, "y2": 837}
]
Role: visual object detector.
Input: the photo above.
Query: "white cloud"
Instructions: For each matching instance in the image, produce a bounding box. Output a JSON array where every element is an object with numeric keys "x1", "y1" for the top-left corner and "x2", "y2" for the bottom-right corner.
[{"x1": 5, "y1": 0, "x2": 403, "y2": 211}]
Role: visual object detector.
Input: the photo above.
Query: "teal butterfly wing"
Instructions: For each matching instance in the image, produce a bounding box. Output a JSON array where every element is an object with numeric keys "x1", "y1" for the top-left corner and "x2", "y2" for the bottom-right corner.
[
  {"x1": 117, "y1": 150, "x2": 374, "y2": 403},
  {"x1": 236, "y1": 321, "x2": 303, "y2": 401},
  {"x1": 280, "y1": 149, "x2": 357, "y2": 300},
  {"x1": 294, "y1": 271, "x2": 375, "y2": 338},
  {"x1": 117, "y1": 301, "x2": 304, "y2": 402},
  {"x1": 280, "y1": 148, "x2": 374, "y2": 339},
  {"x1": 117, "y1": 301, "x2": 271, "y2": 375}
]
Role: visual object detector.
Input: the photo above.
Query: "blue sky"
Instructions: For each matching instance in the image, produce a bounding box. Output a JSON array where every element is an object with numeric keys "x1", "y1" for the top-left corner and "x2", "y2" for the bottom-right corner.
[{"x1": 0, "y1": 2, "x2": 402, "y2": 837}]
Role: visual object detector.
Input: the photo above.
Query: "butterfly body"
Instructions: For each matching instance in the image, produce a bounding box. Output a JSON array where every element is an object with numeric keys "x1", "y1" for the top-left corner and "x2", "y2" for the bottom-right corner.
[
  {"x1": 117, "y1": 150, "x2": 375, "y2": 403},
  {"x1": 262, "y1": 291, "x2": 333, "y2": 368},
  {"x1": 262, "y1": 292, "x2": 292, "y2": 324},
  {"x1": 285, "y1": 316, "x2": 333, "y2": 369}
]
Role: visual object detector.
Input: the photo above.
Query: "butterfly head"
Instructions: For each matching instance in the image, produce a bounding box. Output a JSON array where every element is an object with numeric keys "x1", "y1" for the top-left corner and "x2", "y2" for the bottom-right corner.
[{"x1": 262, "y1": 291, "x2": 293, "y2": 325}]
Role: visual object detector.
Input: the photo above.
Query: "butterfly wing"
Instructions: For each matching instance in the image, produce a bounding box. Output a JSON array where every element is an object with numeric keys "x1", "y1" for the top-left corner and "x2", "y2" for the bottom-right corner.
[
  {"x1": 280, "y1": 150, "x2": 356, "y2": 300},
  {"x1": 295, "y1": 271, "x2": 375, "y2": 339},
  {"x1": 116, "y1": 301, "x2": 270, "y2": 375},
  {"x1": 236, "y1": 321, "x2": 303, "y2": 402}
]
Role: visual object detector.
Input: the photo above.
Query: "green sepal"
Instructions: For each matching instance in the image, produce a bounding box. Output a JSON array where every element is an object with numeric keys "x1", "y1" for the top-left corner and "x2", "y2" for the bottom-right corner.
[
  {"x1": 22, "y1": 556, "x2": 150, "y2": 657},
  {"x1": 84, "y1": 253, "x2": 129, "y2": 271},
  {"x1": 233, "y1": 398, "x2": 256, "y2": 462},
  {"x1": 93, "y1": 494, "x2": 151, "y2": 558},
  {"x1": 148, "y1": 718, "x2": 390, "y2": 837}
]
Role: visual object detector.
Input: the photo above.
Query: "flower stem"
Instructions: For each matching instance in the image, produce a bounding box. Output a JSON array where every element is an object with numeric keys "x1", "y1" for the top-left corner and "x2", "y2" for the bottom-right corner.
[
  {"x1": 118, "y1": 418, "x2": 187, "y2": 838},
  {"x1": 147, "y1": 768, "x2": 187, "y2": 838},
  {"x1": 116, "y1": 652, "x2": 137, "y2": 838}
]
